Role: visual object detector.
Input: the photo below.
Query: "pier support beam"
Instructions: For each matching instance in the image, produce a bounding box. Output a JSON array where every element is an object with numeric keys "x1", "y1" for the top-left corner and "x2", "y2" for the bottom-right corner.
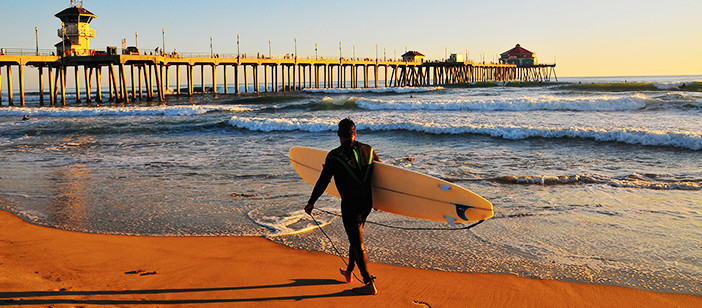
[
  {"x1": 0, "y1": 66, "x2": 3, "y2": 106},
  {"x1": 223, "y1": 65, "x2": 228, "y2": 94},
  {"x1": 200, "y1": 65, "x2": 205, "y2": 93},
  {"x1": 119, "y1": 63, "x2": 129, "y2": 104},
  {"x1": 74, "y1": 66, "x2": 80, "y2": 104},
  {"x1": 273, "y1": 65, "x2": 278, "y2": 92},
  {"x1": 38, "y1": 67, "x2": 44, "y2": 106},
  {"x1": 234, "y1": 65, "x2": 239, "y2": 94},
  {"x1": 130, "y1": 65, "x2": 136, "y2": 101},
  {"x1": 212, "y1": 65, "x2": 217, "y2": 93},
  {"x1": 154, "y1": 64, "x2": 164, "y2": 102},
  {"x1": 187, "y1": 65, "x2": 193, "y2": 96},
  {"x1": 96, "y1": 67, "x2": 103, "y2": 103},
  {"x1": 243, "y1": 65, "x2": 248, "y2": 93},
  {"x1": 176, "y1": 65, "x2": 180, "y2": 95},
  {"x1": 84, "y1": 66, "x2": 91, "y2": 104},
  {"x1": 19, "y1": 65, "x2": 25, "y2": 107},
  {"x1": 60, "y1": 67, "x2": 66, "y2": 107},
  {"x1": 253, "y1": 65, "x2": 258, "y2": 93},
  {"x1": 7, "y1": 66, "x2": 13, "y2": 106}
]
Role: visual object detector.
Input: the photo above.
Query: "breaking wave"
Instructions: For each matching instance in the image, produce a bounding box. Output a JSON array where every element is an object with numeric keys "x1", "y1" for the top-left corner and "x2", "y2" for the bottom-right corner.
[
  {"x1": 303, "y1": 86, "x2": 443, "y2": 94},
  {"x1": 0, "y1": 105, "x2": 254, "y2": 118},
  {"x1": 495, "y1": 173, "x2": 701, "y2": 190},
  {"x1": 354, "y1": 94, "x2": 650, "y2": 112},
  {"x1": 228, "y1": 116, "x2": 702, "y2": 150}
]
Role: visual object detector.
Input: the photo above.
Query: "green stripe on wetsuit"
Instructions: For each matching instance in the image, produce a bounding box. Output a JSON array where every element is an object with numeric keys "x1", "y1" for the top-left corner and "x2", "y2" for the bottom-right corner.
[{"x1": 327, "y1": 148, "x2": 374, "y2": 184}]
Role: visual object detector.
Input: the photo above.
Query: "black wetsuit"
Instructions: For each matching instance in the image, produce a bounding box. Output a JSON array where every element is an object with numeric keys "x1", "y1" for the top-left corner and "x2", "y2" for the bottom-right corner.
[{"x1": 308, "y1": 140, "x2": 380, "y2": 283}]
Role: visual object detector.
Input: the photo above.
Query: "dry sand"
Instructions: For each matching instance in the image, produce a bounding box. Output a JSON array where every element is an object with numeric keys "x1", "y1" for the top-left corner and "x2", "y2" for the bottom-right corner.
[{"x1": 1, "y1": 210, "x2": 699, "y2": 307}]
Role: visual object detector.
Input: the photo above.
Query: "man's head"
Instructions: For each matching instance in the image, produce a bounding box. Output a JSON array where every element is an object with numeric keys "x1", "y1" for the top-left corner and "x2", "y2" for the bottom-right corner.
[{"x1": 337, "y1": 118, "x2": 356, "y2": 141}]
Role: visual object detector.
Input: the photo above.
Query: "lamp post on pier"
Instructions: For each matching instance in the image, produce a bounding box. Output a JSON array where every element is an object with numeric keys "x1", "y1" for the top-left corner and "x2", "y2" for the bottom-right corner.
[
  {"x1": 315, "y1": 43, "x2": 318, "y2": 60},
  {"x1": 375, "y1": 44, "x2": 378, "y2": 62},
  {"x1": 339, "y1": 41, "x2": 342, "y2": 60},
  {"x1": 236, "y1": 34, "x2": 240, "y2": 61},
  {"x1": 268, "y1": 40, "x2": 271, "y2": 59},
  {"x1": 210, "y1": 36, "x2": 213, "y2": 58},
  {"x1": 135, "y1": 32, "x2": 138, "y2": 49},
  {"x1": 162, "y1": 29, "x2": 165, "y2": 55},
  {"x1": 352, "y1": 45, "x2": 355, "y2": 60},
  {"x1": 294, "y1": 38, "x2": 297, "y2": 61},
  {"x1": 35, "y1": 27, "x2": 39, "y2": 55}
]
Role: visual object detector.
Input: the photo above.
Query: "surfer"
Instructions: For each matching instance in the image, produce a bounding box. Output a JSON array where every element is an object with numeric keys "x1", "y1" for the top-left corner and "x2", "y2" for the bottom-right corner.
[{"x1": 304, "y1": 118, "x2": 380, "y2": 295}]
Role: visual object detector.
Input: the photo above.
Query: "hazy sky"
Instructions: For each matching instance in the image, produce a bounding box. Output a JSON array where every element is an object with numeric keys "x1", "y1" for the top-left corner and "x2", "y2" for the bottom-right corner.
[{"x1": 0, "y1": 0, "x2": 700, "y2": 77}]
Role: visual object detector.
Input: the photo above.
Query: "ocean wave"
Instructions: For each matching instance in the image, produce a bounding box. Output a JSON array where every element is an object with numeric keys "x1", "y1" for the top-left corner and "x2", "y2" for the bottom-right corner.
[
  {"x1": 0, "y1": 105, "x2": 254, "y2": 118},
  {"x1": 495, "y1": 174, "x2": 701, "y2": 190},
  {"x1": 303, "y1": 86, "x2": 443, "y2": 94},
  {"x1": 561, "y1": 81, "x2": 702, "y2": 92},
  {"x1": 228, "y1": 116, "x2": 702, "y2": 150},
  {"x1": 354, "y1": 94, "x2": 649, "y2": 112}
]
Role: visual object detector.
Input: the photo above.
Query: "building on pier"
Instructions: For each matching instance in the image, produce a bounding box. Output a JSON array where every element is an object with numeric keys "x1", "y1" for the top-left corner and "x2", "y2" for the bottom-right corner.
[
  {"x1": 499, "y1": 44, "x2": 536, "y2": 66},
  {"x1": 401, "y1": 51, "x2": 425, "y2": 63},
  {"x1": 54, "y1": 1, "x2": 97, "y2": 56}
]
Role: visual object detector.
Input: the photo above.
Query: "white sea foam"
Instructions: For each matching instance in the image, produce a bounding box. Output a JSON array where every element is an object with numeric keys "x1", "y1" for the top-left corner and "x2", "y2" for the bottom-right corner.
[
  {"x1": 228, "y1": 116, "x2": 336, "y2": 132},
  {"x1": 496, "y1": 174, "x2": 701, "y2": 190},
  {"x1": 247, "y1": 208, "x2": 337, "y2": 237},
  {"x1": 228, "y1": 116, "x2": 702, "y2": 150},
  {"x1": 354, "y1": 94, "x2": 649, "y2": 111},
  {"x1": 0, "y1": 105, "x2": 253, "y2": 118},
  {"x1": 304, "y1": 86, "x2": 443, "y2": 94}
]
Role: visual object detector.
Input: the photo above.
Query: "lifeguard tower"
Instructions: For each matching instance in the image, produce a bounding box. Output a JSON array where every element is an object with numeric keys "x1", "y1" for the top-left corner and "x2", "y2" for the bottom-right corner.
[{"x1": 54, "y1": 0, "x2": 96, "y2": 56}]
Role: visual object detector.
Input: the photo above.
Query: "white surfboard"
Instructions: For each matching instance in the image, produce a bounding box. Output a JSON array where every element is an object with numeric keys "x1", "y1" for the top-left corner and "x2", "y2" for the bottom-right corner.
[{"x1": 289, "y1": 146, "x2": 493, "y2": 224}]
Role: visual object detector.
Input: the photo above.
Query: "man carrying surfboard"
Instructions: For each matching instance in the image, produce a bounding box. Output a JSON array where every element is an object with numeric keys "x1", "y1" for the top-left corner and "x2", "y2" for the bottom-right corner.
[{"x1": 304, "y1": 118, "x2": 380, "y2": 296}]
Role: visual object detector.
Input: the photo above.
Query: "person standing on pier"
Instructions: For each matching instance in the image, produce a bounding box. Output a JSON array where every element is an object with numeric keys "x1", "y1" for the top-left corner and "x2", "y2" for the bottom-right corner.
[{"x1": 304, "y1": 118, "x2": 380, "y2": 296}]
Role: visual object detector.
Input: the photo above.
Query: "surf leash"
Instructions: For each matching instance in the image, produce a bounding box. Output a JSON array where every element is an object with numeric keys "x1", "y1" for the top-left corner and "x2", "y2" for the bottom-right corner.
[
  {"x1": 313, "y1": 208, "x2": 485, "y2": 231},
  {"x1": 309, "y1": 213, "x2": 365, "y2": 284}
]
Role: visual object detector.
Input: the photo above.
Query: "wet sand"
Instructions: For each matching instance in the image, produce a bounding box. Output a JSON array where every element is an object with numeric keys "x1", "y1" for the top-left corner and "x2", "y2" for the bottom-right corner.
[{"x1": 0, "y1": 210, "x2": 699, "y2": 307}]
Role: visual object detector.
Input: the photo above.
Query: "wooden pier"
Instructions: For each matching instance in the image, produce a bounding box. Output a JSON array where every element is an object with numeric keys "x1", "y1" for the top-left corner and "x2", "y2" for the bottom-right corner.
[{"x1": 0, "y1": 54, "x2": 557, "y2": 107}]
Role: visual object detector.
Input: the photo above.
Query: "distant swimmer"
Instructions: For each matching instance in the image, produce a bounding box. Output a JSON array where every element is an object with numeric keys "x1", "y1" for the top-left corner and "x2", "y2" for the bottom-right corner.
[{"x1": 22, "y1": 115, "x2": 37, "y2": 121}]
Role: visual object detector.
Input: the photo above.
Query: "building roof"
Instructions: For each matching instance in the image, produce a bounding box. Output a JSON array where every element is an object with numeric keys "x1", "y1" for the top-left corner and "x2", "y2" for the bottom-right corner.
[
  {"x1": 55, "y1": 6, "x2": 96, "y2": 18},
  {"x1": 500, "y1": 44, "x2": 534, "y2": 56},
  {"x1": 54, "y1": 38, "x2": 79, "y2": 48},
  {"x1": 402, "y1": 51, "x2": 425, "y2": 57}
]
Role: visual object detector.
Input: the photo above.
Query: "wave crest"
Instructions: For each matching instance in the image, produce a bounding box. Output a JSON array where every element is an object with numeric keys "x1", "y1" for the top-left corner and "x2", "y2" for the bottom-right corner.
[
  {"x1": 355, "y1": 94, "x2": 648, "y2": 112},
  {"x1": 228, "y1": 116, "x2": 702, "y2": 150},
  {"x1": 496, "y1": 174, "x2": 701, "y2": 190},
  {"x1": 0, "y1": 105, "x2": 253, "y2": 118}
]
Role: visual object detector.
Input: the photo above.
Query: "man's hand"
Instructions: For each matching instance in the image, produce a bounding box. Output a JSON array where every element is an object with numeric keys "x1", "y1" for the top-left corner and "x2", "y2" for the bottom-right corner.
[{"x1": 304, "y1": 203, "x2": 314, "y2": 215}]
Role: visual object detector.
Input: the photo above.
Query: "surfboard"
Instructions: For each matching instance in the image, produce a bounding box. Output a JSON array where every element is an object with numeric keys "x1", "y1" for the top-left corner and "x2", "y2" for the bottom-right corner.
[{"x1": 289, "y1": 146, "x2": 493, "y2": 224}]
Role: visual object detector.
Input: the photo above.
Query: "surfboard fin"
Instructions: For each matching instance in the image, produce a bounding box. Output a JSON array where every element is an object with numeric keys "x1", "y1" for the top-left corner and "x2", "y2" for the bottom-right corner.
[
  {"x1": 453, "y1": 203, "x2": 476, "y2": 221},
  {"x1": 445, "y1": 216, "x2": 456, "y2": 226},
  {"x1": 439, "y1": 185, "x2": 451, "y2": 192}
]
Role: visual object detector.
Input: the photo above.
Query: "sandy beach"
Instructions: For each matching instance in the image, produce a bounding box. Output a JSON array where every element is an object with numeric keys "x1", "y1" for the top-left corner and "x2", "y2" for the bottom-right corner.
[{"x1": 0, "y1": 210, "x2": 699, "y2": 307}]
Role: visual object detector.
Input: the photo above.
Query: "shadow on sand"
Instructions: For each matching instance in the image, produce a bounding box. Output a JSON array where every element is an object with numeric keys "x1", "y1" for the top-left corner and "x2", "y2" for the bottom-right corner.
[{"x1": 0, "y1": 278, "x2": 357, "y2": 305}]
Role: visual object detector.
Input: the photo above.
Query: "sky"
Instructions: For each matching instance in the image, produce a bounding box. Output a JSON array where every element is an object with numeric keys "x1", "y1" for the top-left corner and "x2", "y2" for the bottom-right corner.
[{"x1": 0, "y1": 0, "x2": 701, "y2": 78}]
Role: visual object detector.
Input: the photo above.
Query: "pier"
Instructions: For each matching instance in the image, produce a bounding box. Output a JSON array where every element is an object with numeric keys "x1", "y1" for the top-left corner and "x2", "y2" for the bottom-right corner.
[{"x1": 0, "y1": 53, "x2": 557, "y2": 107}]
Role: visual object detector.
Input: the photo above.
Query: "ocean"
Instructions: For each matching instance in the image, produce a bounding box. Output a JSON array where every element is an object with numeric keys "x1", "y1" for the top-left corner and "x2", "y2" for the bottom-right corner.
[{"x1": 1, "y1": 75, "x2": 700, "y2": 295}]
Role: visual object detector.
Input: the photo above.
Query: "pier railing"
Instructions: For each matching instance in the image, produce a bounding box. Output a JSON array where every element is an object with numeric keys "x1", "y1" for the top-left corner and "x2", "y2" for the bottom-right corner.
[{"x1": 0, "y1": 48, "x2": 56, "y2": 56}]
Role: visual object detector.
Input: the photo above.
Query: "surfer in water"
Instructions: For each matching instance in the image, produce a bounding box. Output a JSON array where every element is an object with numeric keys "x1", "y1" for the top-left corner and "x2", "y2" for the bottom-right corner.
[{"x1": 305, "y1": 118, "x2": 380, "y2": 295}]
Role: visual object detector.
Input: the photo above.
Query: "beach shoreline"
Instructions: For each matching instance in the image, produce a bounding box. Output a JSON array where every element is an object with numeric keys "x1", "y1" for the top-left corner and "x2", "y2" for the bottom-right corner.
[{"x1": 1, "y1": 210, "x2": 699, "y2": 307}]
